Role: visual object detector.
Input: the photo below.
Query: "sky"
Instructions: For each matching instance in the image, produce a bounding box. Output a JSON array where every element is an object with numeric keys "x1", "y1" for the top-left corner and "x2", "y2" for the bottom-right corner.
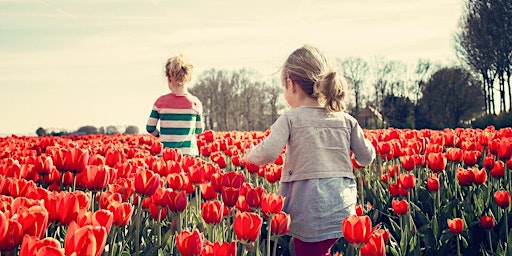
[{"x1": 0, "y1": 0, "x2": 464, "y2": 136}]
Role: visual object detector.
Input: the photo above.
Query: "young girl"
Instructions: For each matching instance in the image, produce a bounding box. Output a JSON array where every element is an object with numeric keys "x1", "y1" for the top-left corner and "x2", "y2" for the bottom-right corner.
[
  {"x1": 242, "y1": 45, "x2": 375, "y2": 256},
  {"x1": 146, "y1": 54, "x2": 204, "y2": 156}
]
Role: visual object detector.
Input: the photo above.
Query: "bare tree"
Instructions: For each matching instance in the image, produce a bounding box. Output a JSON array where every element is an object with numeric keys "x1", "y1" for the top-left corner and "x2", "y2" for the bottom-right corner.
[{"x1": 338, "y1": 57, "x2": 370, "y2": 115}]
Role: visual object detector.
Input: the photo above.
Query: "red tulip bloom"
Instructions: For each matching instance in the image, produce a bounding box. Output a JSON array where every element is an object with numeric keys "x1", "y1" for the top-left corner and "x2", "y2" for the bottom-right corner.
[
  {"x1": 271, "y1": 211, "x2": 291, "y2": 236},
  {"x1": 16, "y1": 205, "x2": 49, "y2": 239},
  {"x1": 355, "y1": 204, "x2": 364, "y2": 216},
  {"x1": 33, "y1": 155, "x2": 53, "y2": 176},
  {"x1": 63, "y1": 147, "x2": 89, "y2": 174},
  {"x1": 150, "y1": 141, "x2": 162, "y2": 155},
  {"x1": 233, "y1": 211, "x2": 263, "y2": 244},
  {"x1": 445, "y1": 148, "x2": 463, "y2": 162},
  {"x1": 244, "y1": 162, "x2": 260, "y2": 174},
  {"x1": 202, "y1": 241, "x2": 237, "y2": 256},
  {"x1": 168, "y1": 190, "x2": 188, "y2": 213},
  {"x1": 497, "y1": 138, "x2": 512, "y2": 159},
  {"x1": 76, "y1": 209, "x2": 114, "y2": 234},
  {"x1": 0, "y1": 211, "x2": 8, "y2": 242},
  {"x1": 162, "y1": 147, "x2": 183, "y2": 162},
  {"x1": 236, "y1": 196, "x2": 252, "y2": 212},
  {"x1": 261, "y1": 193, "x2": 285, "y2": 216},
  {"x1": 456, "y1": 167, "x2": 475, "y2": 187},
  {"x1": 463, "y1": 150, "x2": 480, "y2": 166},
  {"x1": 176, "y1": 229, "x2": 205, "y2": 256},
  {"x1": 392, "y1": 199, "x2": 409, "y2": 216},
  {"x1": 221, "y1": 187, "x2": 240, "y2": 208},
  {"x1": 472, "y1": 167, "x2": 487, "y2": 185},
  {"x1": 507, "y1": 158, "x2": 512, "y2": 169},
  {"x1": 64, "y1": 221, "x2": 108, "y2": 256},
  {"x1": 447, "y1": 218, "x2": 464, "y2": 234},
  {"x1": 361, "y1": 232, "x2": 386, "y2": 256},
  {"x1": 427, "y1": 152, "x2": 447, "y2": 172},
  {"x1": 480, "y1": 215, "x2": 495, "y2": 230},
  {"x1": 222, "y1": 171, "x2": 245, "y2": 188},
  {"x1": 79, "y1": 165, "x2": 110, "y2": 191},
  {"x1": 200, "y1": 182, "x2": 218, "y2": 201},
  {"x1": 398, "y1": 173, "x2": 415, "y2": 191},
  {"x1": 388, "y1": 182, "x2": 408, "y2": 198},
  {"x1": 0, "y1": 215, "x2": 23, "y2": 252},
  {"x1": 342, "y1": 215, "x2": 372, "y2": 248},
  {"x1": 201, "y1": 200, "x2": 224, "y2": 225},
  {"x1": 483, "y1": 154, "x2": 495, "y2": 170},
  {"x1": 427, "y1": 175, "x2": 440, "y2": 192},
  {"x1": 490, "y1": 160, "x2": 505, "y2": 178},
  {"x1": 494, "y1": 190, "x2": 511, "y2": 209},
  {"x1": 106, "y1": 201, "x2": 133, "y2": 227},
  {"x1": 399, "y1": 155, "x2": 415, "y2": 171},
  {"x1": 134, "y1": 169, "x2": 160, "y2": 197},
  {"x1": 19, "y1": 235, "x2": 64, "y2": 256},
  {"x1": 264, "y1": 165, "x2": 282, "y2": 184},
  {"x1": 245, "y1": 186, "x2": 266, "y2": 210}
]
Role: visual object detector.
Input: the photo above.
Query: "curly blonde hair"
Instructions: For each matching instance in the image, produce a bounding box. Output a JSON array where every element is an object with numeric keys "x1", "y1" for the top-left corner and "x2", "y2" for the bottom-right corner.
[
  {"x1": 165, "y1": 54, "x2": 194, "y2": 86},
  {"x1": 281, "y1": 45, "x2": 348, "y2": 112}
]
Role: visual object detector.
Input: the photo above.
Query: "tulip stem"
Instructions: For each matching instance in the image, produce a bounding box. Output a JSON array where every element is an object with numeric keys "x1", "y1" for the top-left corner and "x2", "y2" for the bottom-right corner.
[
  {"x1": 456, "y1": 234, "x2": 461, "y2": 256},
  {"x1": 267, "y1": 218, "x2": 272, "y2": 256},
  {"x1": 134, "y1": 196, "x2": 142, "y2": 256},
  {"x1": 110, "y1": 226, "x2": 118, "y2": 256},
  {"x1": 488, "y1": 230, "x2": 493, "y2": 253}
]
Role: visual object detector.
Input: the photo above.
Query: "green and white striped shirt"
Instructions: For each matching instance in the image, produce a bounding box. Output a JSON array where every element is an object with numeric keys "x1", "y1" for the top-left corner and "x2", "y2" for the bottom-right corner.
[{"x1": 146, "y1": 93, "x2": 204, "y2": 156}]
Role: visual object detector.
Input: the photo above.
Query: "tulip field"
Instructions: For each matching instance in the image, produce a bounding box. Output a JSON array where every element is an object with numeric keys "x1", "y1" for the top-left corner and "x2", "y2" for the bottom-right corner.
[{"x1": 0, "y1": 126, "x2": 511, "y2": 256}]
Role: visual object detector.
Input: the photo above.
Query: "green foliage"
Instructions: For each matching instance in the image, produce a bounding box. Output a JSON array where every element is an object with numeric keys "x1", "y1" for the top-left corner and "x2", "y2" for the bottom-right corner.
[{"x1": 471, "y1": 111, "x2": 512, "y2": 129}]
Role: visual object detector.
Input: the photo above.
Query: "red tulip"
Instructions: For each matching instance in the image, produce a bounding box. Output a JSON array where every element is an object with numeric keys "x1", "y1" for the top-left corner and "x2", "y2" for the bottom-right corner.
[
  {"x1": 78, "y1": 165, "x2": 110, "y2": 191},
  {"x1": 200, "y1": 182, "x2": 218, "y2": 201},
  {"x1": 76, "y1": 209, "x2": 113, "y2": 234},
  {"x1": 483, "y1": 154, "x2": 495, "y2": 170},
  {"x1": 168, "y1": 190, "x2": 188, "y2": 213},
  {"x1": 106, "y1": 201, "x2": 133, "y2": 227},
  {"x1": 0, "y1": 211, "x2": 8, "y2": 241},
  {"x1": 507, "y1": 158, "x2": 512, "y2": 169},
  {"x1": 201, "y1": 241, "x2": 237, "y2": 256},
  {"x1": 0, "y1": 214, "x2": 23, "y2": 252},
  {"x1": 463, "y1": 150, "x2": 480, "y2": 166},
  {"x1": 427, "y1": 152, "x2": 447, "y2": 172},
  {"x1": 427, "y1": 175, "x2": 440, "y2": 192},
  {"x1": 134, "y1": 169, "x2": 160, "y2": 197},
  {"x1": 447, "y1": 218, "x2": 464, "y2": 234},
  {"x1": 490, "y1": 160, "x2": 505, "y2": 178},
  {"x1": 63, "y1": 147, "x2": 89, "y2": 174},
  {"x1": 342, "y1": 215, "x2": 372, "y2": 248},
  {"x1": 392, "y1": 199, "x2": 409, "y2": 216},
  {"x1": 360, "y1": 232, "x2": 386, "y2": 256},
  {"x1": 16, "y1": 205, "x2": 49, "y2": 239},
  {"x1": 399, "y1": 155, "x2": 415, "y2": 171},
  {"x1": 445, "y1": 148, "x2": 463, "y2": 162},
  {"x1": 162, "y1": 147, "x2": 183, "y2": 162},
  {"x1": 355, "y1": 204, "x2": 364, "y2": 216},
  {"x1": 264, "y1": 165, "x2": 282, "y2": 183},
  {"x1": 64, "y1": 221, "x2": 108, "y2": 256},
  {"x1": 271, "y1": 211, "x2": 291, "y2": 236},
  {"x1": 261, "y1": 193, "x2": 285, "y2": 216},
  {"x1": 472, "y1": 167, "x2": 487, "y2": 185},
  {"x1": 222, "y1": 171, "x2": 245, "y2": 188},
  {"x1": 245, "y1": 186, "x2": 266, "y2": 210},
  {"x1": 236, "y1": 196, "x2": 252, "y2": 212},
  {"x1": 33, "y1": 156, "x2": 53, "y2": 176},
  {"x1": 494, "y1": 190, "x2": 511, "y2": 209},
  {"x1": 175, "y1": 229, "x2": 205, "y2": 256},
  {"x1": 398, "y1": 173, "x2": 415, "y2": 191},
  {"x1": 233, "y1": 211, "x2": 263, "y2": 244},
  {"x1": 19, "y1": 235, "x2": 64, "y2": 256},
  {"x1": 480, "y1": 215, "x2": 495, "y2": 230},
  {"x1": 201, "y1": 200, "x2": 224, "y2": 225},
  {"x1": 221, "y1": 187, "x2": 240, "y2": 208},
  {"x1": 497, "y1": 138, "x2": 512, "y2": 159},
  {"x1": 456, "y1": 167, "x2": 475, "y2": 187}
]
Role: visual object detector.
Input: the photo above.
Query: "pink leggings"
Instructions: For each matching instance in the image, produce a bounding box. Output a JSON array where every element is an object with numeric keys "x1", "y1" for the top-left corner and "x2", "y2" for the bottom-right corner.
[{"x1": 293, "y1": 238, "x2": 339, "y2": 256}]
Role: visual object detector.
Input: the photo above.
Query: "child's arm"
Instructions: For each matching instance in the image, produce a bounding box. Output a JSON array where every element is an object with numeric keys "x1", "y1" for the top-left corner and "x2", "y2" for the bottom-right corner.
[
  {"x1": 146, "y1": 105, "x2": 160, "y2": 137},
  {"x1": 350, "y1": 123, "x2": 376, "y2": 167},
  {"x1": 243, "y1": 115, "x2": 289, "y2": 166}
]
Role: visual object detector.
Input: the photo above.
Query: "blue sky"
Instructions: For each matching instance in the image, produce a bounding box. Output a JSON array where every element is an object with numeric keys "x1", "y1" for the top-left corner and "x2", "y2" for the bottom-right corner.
[{"x1": 0, "y1": 0, "x2": 463, "y2": 135}]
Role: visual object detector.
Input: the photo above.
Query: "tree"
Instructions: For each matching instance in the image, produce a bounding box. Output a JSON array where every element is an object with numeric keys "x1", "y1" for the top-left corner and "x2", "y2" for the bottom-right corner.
[
  {"x1": 338, "y1": 57, "x2": 370, "y2": 115},
  {"x1": 124, "y1": 125, "x2": 139, "y2": 134},
  {"x1": 36, "y1": 127, "x2": 47, "y2": 137},
  {"x1": 105, "y1": 126, "x2": 119, "y2": 135},
  {"x1": 382, "y1": 95, "x2": 415, "y2": 128},
  {"x1": 415, "y1": 67, "x2": 484, "y2": 129},
  {"x1": 455, "y1": 0, "x2": 512, "y2": 113},
  {"x1": 76, "y1": 125, "x2": 98, "y2": 135},
  {"x1": 190, "y1": 68, "x2": 284, "y2": 131}
]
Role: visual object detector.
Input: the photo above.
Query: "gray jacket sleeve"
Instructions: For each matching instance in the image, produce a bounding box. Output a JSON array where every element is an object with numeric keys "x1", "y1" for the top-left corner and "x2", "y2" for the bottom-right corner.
[
  {"x1": 350, "y1": 123, "x2": 376, "y2": 167},
  {"x1": 243, "y1": 114, "x2": 290, "y2": 166}
]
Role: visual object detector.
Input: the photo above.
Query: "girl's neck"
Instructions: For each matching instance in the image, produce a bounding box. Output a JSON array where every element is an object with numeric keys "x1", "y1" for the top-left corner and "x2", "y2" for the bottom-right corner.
[{"x1": 171, "y1": 87, "x2": 188, "y2": 95}]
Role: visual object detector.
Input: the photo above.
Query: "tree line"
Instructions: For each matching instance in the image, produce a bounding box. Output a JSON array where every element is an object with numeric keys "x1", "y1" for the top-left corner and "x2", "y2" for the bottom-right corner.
[{"x1": 36, "y1": 125, "x2": 140, "y2": 137}]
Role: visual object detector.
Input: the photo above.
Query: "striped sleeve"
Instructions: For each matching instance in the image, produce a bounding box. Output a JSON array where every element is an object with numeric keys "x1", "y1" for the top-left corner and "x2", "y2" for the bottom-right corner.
[{"x1": 146, "y1": 106, "x2": 160, "y2": 136}]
